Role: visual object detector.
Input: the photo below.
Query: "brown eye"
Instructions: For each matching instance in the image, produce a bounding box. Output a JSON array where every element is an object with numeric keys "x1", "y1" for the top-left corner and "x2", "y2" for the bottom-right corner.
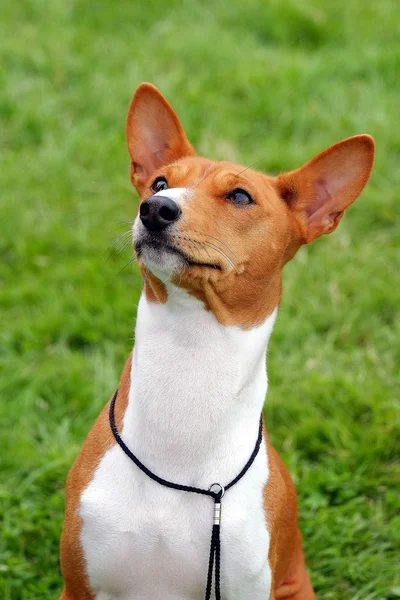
[
  {"x1": 151, "y1": 176, "x2": 168, "y2": 194},
  {"x1": 226, "y1": 188, "x2": 254, "y2": 207}
]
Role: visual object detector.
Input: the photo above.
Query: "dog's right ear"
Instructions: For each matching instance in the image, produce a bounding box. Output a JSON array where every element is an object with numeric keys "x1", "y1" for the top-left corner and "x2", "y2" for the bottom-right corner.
[{"x1": 126, "y1": 83, "x2": 195, "y2": 195}]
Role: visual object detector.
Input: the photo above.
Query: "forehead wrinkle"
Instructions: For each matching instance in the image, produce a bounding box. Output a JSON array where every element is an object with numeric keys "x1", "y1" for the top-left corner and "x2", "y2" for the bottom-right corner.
[
  {"x1": 225, "y1": 169, "x2": 276, "y2": 192},
  {"x1": 212, "y1": 169, "x2": 256, "y2": 188},
  {"x1": 166, "y1": 163, "x2": 190, "y2": 178},
  {"x1": 187, "y1": 161, "x2": 217, "y2": 191}
]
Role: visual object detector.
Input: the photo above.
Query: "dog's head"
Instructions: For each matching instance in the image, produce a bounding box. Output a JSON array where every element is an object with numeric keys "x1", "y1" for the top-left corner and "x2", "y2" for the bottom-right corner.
[{"x1": 127, "y1": 83, "x2": 374, "y2": 327}]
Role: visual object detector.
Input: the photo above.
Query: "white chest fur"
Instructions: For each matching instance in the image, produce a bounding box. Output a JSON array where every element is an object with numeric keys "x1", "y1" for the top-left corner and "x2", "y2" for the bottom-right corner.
[{"x1": 80, "y1": 292, "x2": 277, "y2": 600}]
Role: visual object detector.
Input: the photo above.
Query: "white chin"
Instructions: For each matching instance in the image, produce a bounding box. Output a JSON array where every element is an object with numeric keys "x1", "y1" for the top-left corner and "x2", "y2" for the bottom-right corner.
[{"x1": 140, "y1": 246, "x2": 187, "y2": 278}]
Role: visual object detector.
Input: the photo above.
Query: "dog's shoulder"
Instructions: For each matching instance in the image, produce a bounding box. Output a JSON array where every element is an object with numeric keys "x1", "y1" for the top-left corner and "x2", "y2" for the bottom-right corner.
[
  {"x1": 263, "y1": 428, "x2": 300, "y2": 588},
  {"x1": 59, "y1": 354, "x2": 132, "y2": 599}
]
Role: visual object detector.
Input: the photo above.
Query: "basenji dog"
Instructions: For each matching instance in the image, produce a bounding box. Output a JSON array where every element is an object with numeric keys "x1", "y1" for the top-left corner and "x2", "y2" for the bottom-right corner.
[{"x1": 59, "y1": 83, "x2": 374, "y2": 600}]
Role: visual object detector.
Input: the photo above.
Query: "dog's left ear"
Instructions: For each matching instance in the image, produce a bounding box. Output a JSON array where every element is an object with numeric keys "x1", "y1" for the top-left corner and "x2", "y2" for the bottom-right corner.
[
  {"x1": 126, "y1": 83, "x2": 195, "y2": 194},
  {"x1": 275, "y1": 134, "x2": 375, "y2": 243}
]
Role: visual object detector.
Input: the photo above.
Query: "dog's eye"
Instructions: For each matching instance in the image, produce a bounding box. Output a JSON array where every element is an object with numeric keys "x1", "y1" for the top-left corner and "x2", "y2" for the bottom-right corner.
[
  {"x1": 226, "y1": 188, "x2": 254, "y2": 207},
  {"x1": 151, "y1": 176, "x2": 168, "y2": 194}
]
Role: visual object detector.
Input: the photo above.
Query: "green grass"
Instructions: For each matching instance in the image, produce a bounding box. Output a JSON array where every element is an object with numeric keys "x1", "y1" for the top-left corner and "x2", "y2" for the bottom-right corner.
[{"x1": 1, "y1": 0, "x2": 399, "y2": 598}]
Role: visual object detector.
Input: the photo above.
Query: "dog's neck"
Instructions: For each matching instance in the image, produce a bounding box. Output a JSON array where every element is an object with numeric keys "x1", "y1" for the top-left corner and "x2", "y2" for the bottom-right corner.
[{"x1": 122, "y1": 289, "x2": 277, "y2": 488}]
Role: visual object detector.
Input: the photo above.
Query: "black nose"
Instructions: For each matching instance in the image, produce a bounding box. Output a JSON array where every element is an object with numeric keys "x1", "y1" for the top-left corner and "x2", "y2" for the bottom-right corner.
[{"x1": 139, "y1": 196, "x2": 181, "y2": 231}]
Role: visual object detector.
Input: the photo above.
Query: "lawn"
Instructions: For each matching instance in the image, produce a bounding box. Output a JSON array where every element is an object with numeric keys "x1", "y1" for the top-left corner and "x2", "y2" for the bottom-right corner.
[{"x1": 0, "y1": 0, "x2": 399, "y2": 598}]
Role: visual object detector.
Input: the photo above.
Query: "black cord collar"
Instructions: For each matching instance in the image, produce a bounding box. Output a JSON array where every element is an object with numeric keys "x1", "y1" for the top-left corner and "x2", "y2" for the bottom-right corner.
[{"x1": 109, "y1": 389, "x2": 263, "y2": 600}]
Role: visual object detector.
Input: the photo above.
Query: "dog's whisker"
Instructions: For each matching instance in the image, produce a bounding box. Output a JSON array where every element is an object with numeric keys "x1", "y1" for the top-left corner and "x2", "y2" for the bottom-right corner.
[
  {"x1": 104, "y1": 231, "x2": 133, "y2": 264},
  {"x1": 197, "y1": 239, "x2": 239, "y2": 272},
  {"x1": 186, "y1": 228, "x2": 240, "y2": 262},
  {"x1": 171, "y1": 233, "x2": 238, "y2": 272},
  {"x1": 234, "y1": 158, "x2": 266, "y2": 177},
  {"x1": 116, "y1": 238, "x2": 133, "y2": 256},
  {"x1": 106, "y1": 220, "x2": 135, "y2": 232},
  {"x1": 104, "y1": 251, "x2": 115, "y2": 265},
  {"x1": 109, "y1": 230, "x2": 132, "y2": 249},
  {"x1": 202, "y1": 244, "x2": 214, "y2": 264},
  {"x1": 189, "y1": 238, "x2": 213, "y2": 263},
  {"x1": 181, "y1": 237, "x2": 238, "y2": 273},
  {"x1": 116, "y1": 219, "x2": 135, "y2": 224},
  {"x1": 109, "y1": 257, "x2": 137, "y2": 285}
]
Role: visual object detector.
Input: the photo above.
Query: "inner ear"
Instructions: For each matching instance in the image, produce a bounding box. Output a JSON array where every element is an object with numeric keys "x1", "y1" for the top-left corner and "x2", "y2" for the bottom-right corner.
[
  {"x1": 126, "y1": 83, "x2": 195, "y2": 194},
  {"x1": 305, "y1": 178, "x2": 330, "y2": 218}
]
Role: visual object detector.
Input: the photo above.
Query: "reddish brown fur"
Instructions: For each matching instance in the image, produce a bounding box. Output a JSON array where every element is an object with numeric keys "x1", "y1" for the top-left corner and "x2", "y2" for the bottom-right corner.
[
  {"x1": 59, "y1": 83, "x2": 374, "y2": 599},
  {"x1": 59, "y1": 356, "x2": 132, "y2": 600},
  {"x1": 139, "y1": 265, "x2": 168, "y2": 304},
  {"x1": 132, "y1": 153, "x2": 299, "y2": 327},
  {"x1": 263, "y1": 428, "x2": 314, "y2": 599},
  {"x1": 127, "y1": 84, "x2": 374, "y2": 328},
  {"x1": 152, "y1": 158, "x2": 294, "y2": 326}
]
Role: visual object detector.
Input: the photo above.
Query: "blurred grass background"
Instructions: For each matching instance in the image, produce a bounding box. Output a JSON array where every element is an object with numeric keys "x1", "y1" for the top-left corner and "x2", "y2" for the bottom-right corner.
[{"x1": 0, "y1": 0, "x2": 399, "y2": 598}]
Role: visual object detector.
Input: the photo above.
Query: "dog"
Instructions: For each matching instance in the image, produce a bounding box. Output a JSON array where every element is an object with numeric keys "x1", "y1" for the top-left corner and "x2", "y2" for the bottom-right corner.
[{"x1": 59, "y1": 83, "x2": 374, "y2": 600}]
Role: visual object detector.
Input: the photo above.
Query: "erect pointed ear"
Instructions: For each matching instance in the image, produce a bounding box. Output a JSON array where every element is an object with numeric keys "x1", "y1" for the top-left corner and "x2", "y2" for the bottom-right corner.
[
  {"x1": 274, "y1": 135, "x2": 375, "y2": 243},
  {"x1": 126, "y1": 83, "x2": 196, "y2": 194}
]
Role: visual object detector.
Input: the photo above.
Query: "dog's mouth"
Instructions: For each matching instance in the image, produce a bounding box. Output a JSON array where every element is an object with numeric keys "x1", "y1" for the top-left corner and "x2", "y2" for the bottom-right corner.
[
  {"x1": 135, "y1": 238, "x2": 222, "y2": 272},
  {"x1": 169, "y1": 246, "x2": 222, "y2": 270}
]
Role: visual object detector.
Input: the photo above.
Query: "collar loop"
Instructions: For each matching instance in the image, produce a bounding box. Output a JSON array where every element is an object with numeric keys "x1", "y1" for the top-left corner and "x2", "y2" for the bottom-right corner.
[{"x1": 109, "y1": 388, "x2": 263, "y2": 600}]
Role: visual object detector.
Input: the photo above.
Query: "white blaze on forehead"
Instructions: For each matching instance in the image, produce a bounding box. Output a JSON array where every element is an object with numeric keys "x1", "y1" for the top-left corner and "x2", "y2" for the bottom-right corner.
[{"x1": 154, "y1": 187, "x2": 191, "y2": 208}]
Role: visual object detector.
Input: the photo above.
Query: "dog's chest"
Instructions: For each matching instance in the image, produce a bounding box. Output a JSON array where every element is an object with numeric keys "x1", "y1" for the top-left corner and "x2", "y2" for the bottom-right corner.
[{"x1": 80, "y1": 443, "x2": 272, "y2": 600}]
